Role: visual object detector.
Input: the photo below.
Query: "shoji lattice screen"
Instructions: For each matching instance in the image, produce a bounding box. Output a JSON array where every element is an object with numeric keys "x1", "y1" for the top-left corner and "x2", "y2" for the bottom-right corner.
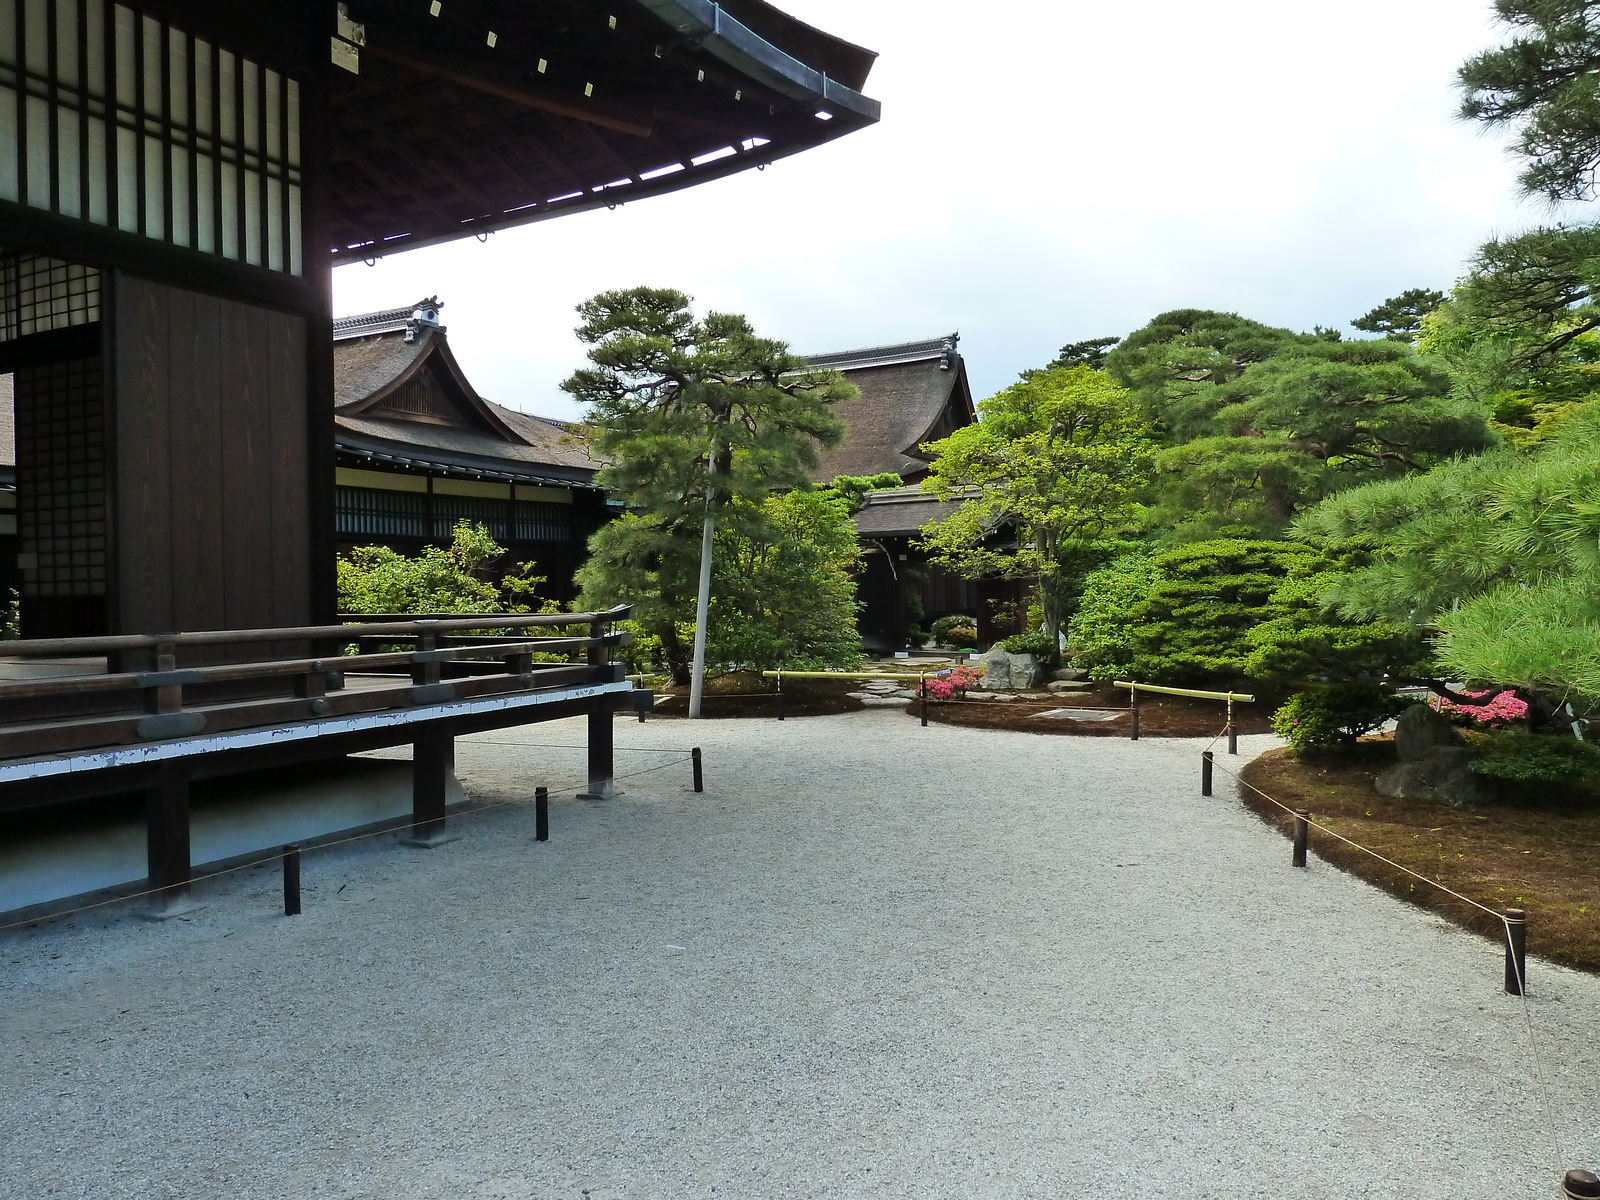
[{"x1": 0, "y1": 0, "x2": 303, "y2": 274}]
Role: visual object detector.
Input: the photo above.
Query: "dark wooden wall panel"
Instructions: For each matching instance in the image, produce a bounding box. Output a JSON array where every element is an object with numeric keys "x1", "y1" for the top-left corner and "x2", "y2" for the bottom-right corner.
[{"x1": 114, "y1": 276, "x2": 310, "y2": 636}]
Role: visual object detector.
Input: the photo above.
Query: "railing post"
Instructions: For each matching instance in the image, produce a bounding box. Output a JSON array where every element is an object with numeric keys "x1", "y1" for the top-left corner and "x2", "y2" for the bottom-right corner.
[
  {"x1": 535, "y1": 785, "x2": 549, "y2": 842},
  {"x1": 1292, "y1": 810, "x2": 1309, "y2": 868},
  {"x1": 776, "y1": 670, "x2": 784, "y2": 722},
  {"x1": 282, "y1": 844, "x2": 301, "y2": 916},
  {"x1": 1227, "y1": 697, "x2": 1238, "y2": 755},
  {"x1": 1201, "y1": 750, "x2": 1213, "y2": 796},
  {"x1": 412, "y1": 621, "x2": 441, "y2": 686},
  {"x1": 1562, "y1": 1169, "x2": 1600, "y2": 1199},
  {"x1": 692, "y1": 746, "x2": 704, "y2": 793},
  {"x1": 1129, "y1": 683, "x2": 1140, "y2": 741},
  {"x1": 921, "y1": 673, "x2": 928, "y2": 727},
  {"x1": 1505, "y1": 908, "x2": 1528, "y2": 996}
]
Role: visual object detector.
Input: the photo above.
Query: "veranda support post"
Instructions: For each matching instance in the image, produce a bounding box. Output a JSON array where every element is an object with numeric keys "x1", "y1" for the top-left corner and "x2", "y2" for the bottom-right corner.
[
  {"x1": 145, "y1": 759, "x2": 193, "y2": 909},
  {"x1": 408, "y1": 726, "x2": 454, "y2": 846},
  {"x1": 580, "y1": 619, "x2": 615, "y2": 799}
]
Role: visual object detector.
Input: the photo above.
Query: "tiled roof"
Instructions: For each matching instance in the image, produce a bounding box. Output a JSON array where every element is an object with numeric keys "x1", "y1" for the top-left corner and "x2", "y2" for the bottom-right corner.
[
  {"x1": 330, "y1": 304, "x2": 601, "y2": 483},
  {"x1": 852, "y1": 486, "x2": 965, "y2": 537}
]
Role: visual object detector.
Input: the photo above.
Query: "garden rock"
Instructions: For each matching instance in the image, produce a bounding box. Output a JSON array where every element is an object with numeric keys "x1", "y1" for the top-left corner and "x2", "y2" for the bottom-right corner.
[
  {"x1": 1394, "y1": 702, "x2": 1462, "y2": 761},
  {"x1": 1047, "y1": 680, "x2": 1092, "y2": 693},
  {"x1": 965, "y1": 691, "x2": 996, "y2": 701},
  {"x1": 1375, "y1": 747, "x2": 1494, "y2": 808},
  {"x1": 1051, "y1": 667, "x2": 1089, "y2": 682},
  {"x1": 980, "y1": 647, "x2": 1043, "y2": 690}
]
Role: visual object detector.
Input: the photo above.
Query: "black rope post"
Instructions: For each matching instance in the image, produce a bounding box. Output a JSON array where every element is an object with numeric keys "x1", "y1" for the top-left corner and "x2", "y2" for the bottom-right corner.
[
  {"x1": 691, "y1": 747, "x2": 704, "y2": 793},
  {"x1": 1201, "y1": 750, "x2": 1213, "y2": 796},
  {"x1": 1292, "y1": 810, "x2": 1309, "y2": 868},
  {"x1": 920, "y1": 675, "x2": 928, "y2": 728},
  {"x1": 282, "y1": 843, "x2": 301, "y2": 916},
  {"x1": 1129, "y1": 684, "x2": 1141, "y2": 741},
  {"x1": 1505, "y1": 907, "x2": 1528, "y2": 996},
  {"x1": 1562, "y1": 1168, "x2": 1600, "y2": 1199},
  {"x1": 535, "y1": 785, "x2": 549, "y2": 842},
  {"x1": 776, "y1": 672, "x2": 784, "y2": 722},
  {"x1": 1227, "y1": 697, "x2": 1238, "y2": 756}
]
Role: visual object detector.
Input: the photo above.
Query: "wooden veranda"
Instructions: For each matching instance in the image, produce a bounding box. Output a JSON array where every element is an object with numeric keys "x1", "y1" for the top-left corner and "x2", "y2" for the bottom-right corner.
[{"x1": 0, "y1": 606, "x2": 640, "y2": 910}]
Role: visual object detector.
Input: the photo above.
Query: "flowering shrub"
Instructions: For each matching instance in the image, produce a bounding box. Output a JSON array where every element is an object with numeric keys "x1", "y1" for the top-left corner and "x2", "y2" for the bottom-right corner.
[
  {"x1": 921, "y1": 665, "x2": 986, "y2": 700},
  {"x1": 1429, "y1": 689, "x2": 1528, "y2": 728}
]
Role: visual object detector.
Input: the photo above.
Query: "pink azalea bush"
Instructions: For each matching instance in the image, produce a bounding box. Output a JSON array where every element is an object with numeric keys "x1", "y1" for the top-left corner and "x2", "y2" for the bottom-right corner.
[
  {"x1": 1428, "y1": 689, "x2": 1528, "y2": 728},
  {"x1": 921, "y1": 664, "x2": 986, "y2": 700}
]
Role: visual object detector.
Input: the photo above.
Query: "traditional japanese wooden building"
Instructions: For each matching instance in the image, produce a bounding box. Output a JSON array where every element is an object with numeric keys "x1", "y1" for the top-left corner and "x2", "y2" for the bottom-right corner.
[
  {"x1": 800, "y1": 333, "x2": 1022, "y2": 650},
  {"x1": 332, "y1": 297, "x2": 607, "y2": 601},
  {"x1": 0, "y1": 0, "x2": 881, "y2": 916},
  {"x1": 0, "y1": 0, "x2": 880, "y2": 639}
]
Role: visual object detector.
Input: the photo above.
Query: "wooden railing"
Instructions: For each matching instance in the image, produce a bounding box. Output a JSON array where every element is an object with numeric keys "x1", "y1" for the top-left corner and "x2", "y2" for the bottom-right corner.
[{"x1": 0, "y1": 606, "x2": 632, "y2": 762}]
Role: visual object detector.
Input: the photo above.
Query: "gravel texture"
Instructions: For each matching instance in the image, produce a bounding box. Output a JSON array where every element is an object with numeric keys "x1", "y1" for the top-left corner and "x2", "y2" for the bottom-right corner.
[{"x1": 3, "y1": 710, "x2": 1598, "y2": 1199}]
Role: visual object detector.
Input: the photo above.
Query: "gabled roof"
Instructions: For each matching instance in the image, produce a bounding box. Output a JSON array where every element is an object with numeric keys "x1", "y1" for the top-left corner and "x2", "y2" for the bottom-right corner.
[
  {"x1": 331, "y1": 302, "x2": 602, "y2": 485},
  {"x1": 805, "y1": 333, "x2": 975, "y2": 482},
  {"x1": 852, "y1": 486, "x2": 965, "y2": 538}
]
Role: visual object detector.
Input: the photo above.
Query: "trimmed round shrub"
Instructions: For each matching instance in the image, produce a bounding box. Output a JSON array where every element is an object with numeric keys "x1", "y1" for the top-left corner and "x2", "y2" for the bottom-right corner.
[{"x1": 1272, "y1": 685, "x2": 1409, "y2": 753}]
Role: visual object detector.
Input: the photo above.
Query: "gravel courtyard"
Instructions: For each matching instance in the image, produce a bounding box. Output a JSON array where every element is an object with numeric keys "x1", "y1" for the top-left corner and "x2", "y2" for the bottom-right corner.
[{"x1": 4, "y1": 710, "x2": 1598, "y2": 1199}]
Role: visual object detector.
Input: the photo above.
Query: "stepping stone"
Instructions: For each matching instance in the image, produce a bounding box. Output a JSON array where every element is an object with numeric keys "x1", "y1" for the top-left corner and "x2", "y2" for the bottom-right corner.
[{"x1": 1037, "y1": 707, "x2": 1123, "y2": 721}]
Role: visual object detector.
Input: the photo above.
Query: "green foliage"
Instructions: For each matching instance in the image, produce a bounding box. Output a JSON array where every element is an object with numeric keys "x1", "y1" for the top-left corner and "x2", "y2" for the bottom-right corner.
[
  {"x1": 825, "y1": 472, "x2": 905, "y2": 513},
  {"x1": 336, "y1": 521, "x2": 542, "y2": 614},
  {"x1": 565, "y1": 287, "x2": 853, "y2": 683},
  {"x1": 920, "y1": 366, "x2": 1152, "y2": 646},
  {"x1": 1242, "y1": 538, "x2": 1432, "y2": 686},
  {"x1": 1458, "y1": 1, "x2": 1600, "y2": 202},
  {"x1": 1066, "y1": 552, "x2": 1159, "y2": 682},
  {"x1": 999, "y1": 631, "x2": 1056, "y2": 659},
  {"x1": 1109, "y1": 310, "x2": 1492, "y2": 536},
  {"x1": 1271, "y1": 685, "x2": 1409, "y2": 753},
  {"x1": 1113, "y1": 539, "x2": 1318, "y2": 684},
  {"x1": 1294, "y1": 402, "x2": 1600, "y2": 701},
  {"x1": 1468, "y1": 731, "x2": 1600, "y2": 781},
  {"x1": 930, "y1": 614, "x2": 977, "y2": 647},
  {"x1": 1047, "y1": 336, "x2": 1120, "y2": 372},
  {"x1": 706, "y1": 488, "x2": 864, "y2": 673},
  {"x1": 1352, "y1": 288, "x2": 1446, "y2": 341}
]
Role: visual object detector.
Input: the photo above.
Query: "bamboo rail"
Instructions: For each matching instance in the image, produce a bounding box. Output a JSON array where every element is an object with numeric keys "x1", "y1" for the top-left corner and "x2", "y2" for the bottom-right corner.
[{"x1": 1112, "y1": 681, "x2": 1255, "y2": 703}]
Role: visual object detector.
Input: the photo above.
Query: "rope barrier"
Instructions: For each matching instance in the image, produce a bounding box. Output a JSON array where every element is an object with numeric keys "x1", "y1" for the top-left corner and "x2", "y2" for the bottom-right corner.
[
  {"x1": 0, "y1": 750, "x2": 696, "y2": 937},
  {"x1": 1201, "y1": 736, "x2": 1569, "y2": 1176}
]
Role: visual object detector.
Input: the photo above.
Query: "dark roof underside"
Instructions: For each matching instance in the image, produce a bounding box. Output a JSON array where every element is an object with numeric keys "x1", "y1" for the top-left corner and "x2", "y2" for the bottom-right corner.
[
  {"x1": 853, "y1": 488, "x2": 963, "y2": 538},
  {"x1": 329, "y1": 0, "x2": 879, "y2": 260}
]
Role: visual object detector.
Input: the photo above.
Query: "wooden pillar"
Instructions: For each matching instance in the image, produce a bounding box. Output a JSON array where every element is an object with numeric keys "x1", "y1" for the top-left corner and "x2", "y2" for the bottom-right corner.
[
  {"x1": 145, "y1": 759, "x2": 192, "y2": 901},
  {"x1": 408, "y1": 725, "x2": 454, "y2": 845},
  {"x1": 580, "y1": 619, "x2": 614, "y2": 799}
]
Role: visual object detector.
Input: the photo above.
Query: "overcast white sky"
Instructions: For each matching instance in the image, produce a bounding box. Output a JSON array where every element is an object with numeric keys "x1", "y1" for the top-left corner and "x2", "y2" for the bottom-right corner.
[{"x1": 332, "y1": 0, "x2": 1564, "y2": 422}]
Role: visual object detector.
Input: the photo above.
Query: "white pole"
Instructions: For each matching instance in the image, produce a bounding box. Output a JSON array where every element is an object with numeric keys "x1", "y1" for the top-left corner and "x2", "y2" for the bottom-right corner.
[{"x1": 687, "y1": 486, "x2": 715, "y2": 719}]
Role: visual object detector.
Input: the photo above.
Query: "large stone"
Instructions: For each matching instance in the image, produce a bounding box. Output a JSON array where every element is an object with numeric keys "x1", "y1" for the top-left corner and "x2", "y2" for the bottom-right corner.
[
  {"x1": 1047, "y1": 679, "x2": 1092, "y2": 693},
  {"x1": 1394, "y1": 702, "x2": 1462, "y2": 762},
  {"x1": 1051, "y1": 667, "x2": 1089, "y2": 682},
  {"x1": 1375, "y1": 746, "x2": 1494, "y2": 808},
  {"x1": 980, "y1": 647, "x2": 1043, "y2": 690}
]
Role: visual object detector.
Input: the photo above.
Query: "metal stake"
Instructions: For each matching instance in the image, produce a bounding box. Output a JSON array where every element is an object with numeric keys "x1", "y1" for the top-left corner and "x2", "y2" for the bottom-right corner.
[
  {"x1": 535, "y1": 785, "x2": 549, "y2": 842},
  {"x1": 282, "y1": 843, "x2": 301, "y2": 916},
  {"x1": 1292, "y1": 810, "x2": 1309, "y2": 868},
  {"x1": 692, "y1": 747, "x2": 703, "y2": 793},
  {"x1": 1505, "y1": 907, "x2": 1528, "y2": 996},
  {"x1": 1201, "y1": 750, "x2": 1213, "y2": 796}
]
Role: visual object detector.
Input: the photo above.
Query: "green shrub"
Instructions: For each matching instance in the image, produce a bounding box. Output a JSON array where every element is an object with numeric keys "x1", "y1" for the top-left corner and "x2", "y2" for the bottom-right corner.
[
  {"x1": 1468, "y1": 732, "x2": 1600, "y2": 782},
  {"x1": 931, "y1": 615, "x2": 978, "y2": 647},
  {"x1": 1272, "y1": 685, "x2": 1409, "y2": 753},
  {"x1": 1067, "y1": 552, "x2": 1159, "y2": 681},
  {"x1": 999, "y1": 630, "x2": 1056, "y2": 659}
]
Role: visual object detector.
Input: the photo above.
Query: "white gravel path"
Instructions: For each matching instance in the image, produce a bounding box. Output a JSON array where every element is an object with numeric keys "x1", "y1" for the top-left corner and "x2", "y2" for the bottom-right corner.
[{"x1": 4, "y1": 709, "x2": 1599, "y2": 1200}]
